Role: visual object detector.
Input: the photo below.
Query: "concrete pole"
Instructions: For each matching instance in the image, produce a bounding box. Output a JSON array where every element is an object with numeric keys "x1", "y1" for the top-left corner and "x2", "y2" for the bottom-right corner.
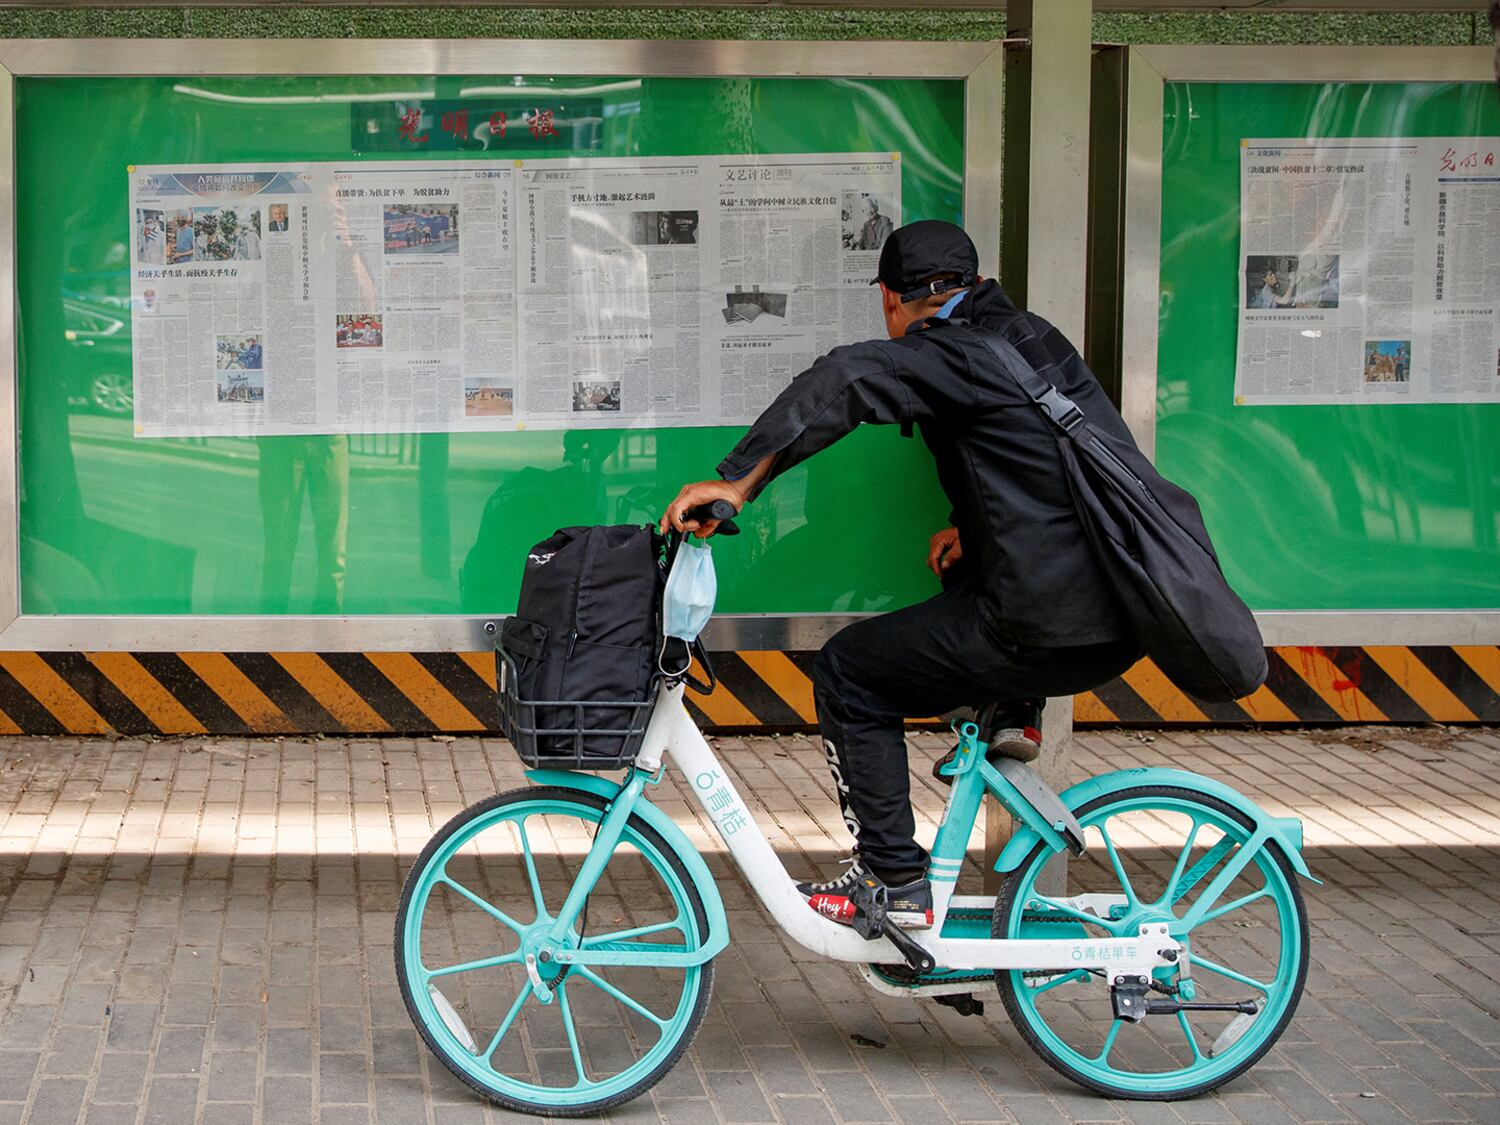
[
  {"x1": 984, "y1": 0, "x2": 1093, "y2": 895},
  {"x1": 1004, "y1": 0, "x2": 1095, "y2": 345}
]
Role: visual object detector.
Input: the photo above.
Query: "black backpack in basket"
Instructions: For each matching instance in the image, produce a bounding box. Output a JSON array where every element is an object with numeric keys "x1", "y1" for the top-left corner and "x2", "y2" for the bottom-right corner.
[
  {"x1": 972, "y1": 330, "x2": 1268, "y2": 703},
  {"x1": 498, "y1": 524, "x2": 665, "y2": 764}
]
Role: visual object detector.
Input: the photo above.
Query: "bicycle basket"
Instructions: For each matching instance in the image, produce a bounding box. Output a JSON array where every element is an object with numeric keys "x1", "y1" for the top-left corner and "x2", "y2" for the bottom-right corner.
[{"x1": 495, "y1": 648, "x2": 657, "y2": 769}]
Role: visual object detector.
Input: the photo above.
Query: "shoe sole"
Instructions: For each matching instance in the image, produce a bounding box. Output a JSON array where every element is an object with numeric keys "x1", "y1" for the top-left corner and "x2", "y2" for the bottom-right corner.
[
  {"x1": 988, "y1": 727, "x2": 1041, "y2": 763},
  {"x1": 887, "y1": 909, "x2": 934, "y2": 930}
]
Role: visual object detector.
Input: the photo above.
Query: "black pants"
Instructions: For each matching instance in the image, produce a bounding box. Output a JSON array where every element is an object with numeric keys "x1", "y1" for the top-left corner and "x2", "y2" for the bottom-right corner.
[{"x1": 812, "y1": 583, "x2": 1139, "y2": 876}]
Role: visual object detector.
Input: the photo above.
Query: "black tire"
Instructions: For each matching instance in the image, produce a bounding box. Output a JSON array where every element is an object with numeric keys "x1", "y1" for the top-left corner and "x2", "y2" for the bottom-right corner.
[
  {"x1": 994, "y1": 785, "x2": 1309, "y2": 1101},
  {"x1": 394, "y1": 786, "x2": 716, "y2": 1117}
]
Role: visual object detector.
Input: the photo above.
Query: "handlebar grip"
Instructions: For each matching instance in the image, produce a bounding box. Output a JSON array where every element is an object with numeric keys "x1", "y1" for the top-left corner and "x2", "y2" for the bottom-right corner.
[{"x1": 682, "y1": 499, "x2": 741, "y2": 537}]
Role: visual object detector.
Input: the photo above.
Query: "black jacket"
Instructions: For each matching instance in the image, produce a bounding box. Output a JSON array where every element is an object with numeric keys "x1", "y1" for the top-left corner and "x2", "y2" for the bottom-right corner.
[{"x1": 717, "y1": 280, "x2": 1133, "y2": 647}]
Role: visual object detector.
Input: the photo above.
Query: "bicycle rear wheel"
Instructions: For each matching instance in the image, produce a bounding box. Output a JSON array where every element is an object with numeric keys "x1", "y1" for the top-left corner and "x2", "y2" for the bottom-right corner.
[
  {"x1": 995, "y1": 784, "x2": 1308, "y2": 1100},
  {"x1": 395, "y1": 786, "x2": 714, "y2": 1117}
]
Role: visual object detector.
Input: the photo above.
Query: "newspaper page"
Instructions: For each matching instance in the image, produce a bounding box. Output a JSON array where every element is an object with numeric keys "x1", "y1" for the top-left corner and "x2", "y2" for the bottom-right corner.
[
  {"x1": 130, "y1": 161, "x2": 521, "y2": 437},
  {"x1": 514, "y1": 157, "x2": 710, "y2": 428},
  {"x1": 1235, "y1": 137, "x2": 1500, "y2": 405},
  {"x1": 709, "y1": 153, "x2": 902, "y2": 423},
  {"x1": 129, "y1": 152, "x2": 903, "y2": 436},
  {"x1": 330, "y1": 162, "x2": 518, "y2": 432},
  {"x1": 129, "y1": 164, "x2": 329, "y2": 437}
]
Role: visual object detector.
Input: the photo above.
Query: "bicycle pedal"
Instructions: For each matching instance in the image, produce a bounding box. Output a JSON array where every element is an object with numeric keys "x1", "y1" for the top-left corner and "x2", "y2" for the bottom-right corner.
[
  {"x1": 933, "y1": 992, "x2": 985, "y2": 1018},
  {"x1": 846, "y1": 878, "x2": 888, "y2": 941}
]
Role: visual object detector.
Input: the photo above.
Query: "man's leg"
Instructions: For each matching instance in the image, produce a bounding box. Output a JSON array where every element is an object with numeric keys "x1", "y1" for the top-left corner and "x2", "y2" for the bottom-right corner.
[
  {"x1": 809, "y1": 586, "x2": 1002, "y2": 882},
  {"x1": 808, "y1": 587, "x2": 1140, "y2": 882}
]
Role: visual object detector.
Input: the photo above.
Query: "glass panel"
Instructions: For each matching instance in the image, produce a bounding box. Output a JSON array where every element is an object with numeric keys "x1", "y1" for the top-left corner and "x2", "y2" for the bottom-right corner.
[
  {"x1": 1156, "y1": 80, "x2": 1500, "y2": 610},
  {"x1": 16, "y1": 74, "x2": 964, "y2": 615}
]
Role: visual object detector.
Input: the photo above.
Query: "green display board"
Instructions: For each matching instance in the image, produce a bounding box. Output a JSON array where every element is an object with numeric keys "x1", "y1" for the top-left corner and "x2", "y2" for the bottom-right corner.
[
  {"x1": 1156, "y1": 80, "x2": 1500, "y2": 611},
  {"x1": 15, "y1": 75, "x2": 964, "y2": 616}
]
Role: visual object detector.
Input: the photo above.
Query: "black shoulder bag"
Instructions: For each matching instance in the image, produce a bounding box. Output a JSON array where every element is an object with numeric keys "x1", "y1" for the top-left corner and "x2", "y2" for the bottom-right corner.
[{"x1": 972, "y1": 331, "x2": 1268, "y2": 703}]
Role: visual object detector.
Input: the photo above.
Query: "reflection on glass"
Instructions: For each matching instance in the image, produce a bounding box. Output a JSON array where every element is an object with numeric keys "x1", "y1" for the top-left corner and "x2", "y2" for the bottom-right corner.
[
  {"x1": 460, "y1": 431, "x2": 617, "y2": 613},
  {"x1": 258, "y1": 436, "x2": 350, "y2": 613}
]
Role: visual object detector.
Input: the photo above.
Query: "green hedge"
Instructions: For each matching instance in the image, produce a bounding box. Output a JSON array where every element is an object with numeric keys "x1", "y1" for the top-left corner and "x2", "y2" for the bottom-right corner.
[{"x1": 0, "y1": 6, "x2": 1491, "y2": 45}]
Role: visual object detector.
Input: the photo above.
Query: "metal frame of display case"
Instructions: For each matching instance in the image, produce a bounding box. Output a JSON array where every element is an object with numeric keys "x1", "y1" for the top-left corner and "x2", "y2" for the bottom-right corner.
[
  {"x1": 0, "y1": 37, "x2": 1006, "y2": 651},
  {"x1": 1114, "y1": 44, "x2": 1500, "y2": 647}
]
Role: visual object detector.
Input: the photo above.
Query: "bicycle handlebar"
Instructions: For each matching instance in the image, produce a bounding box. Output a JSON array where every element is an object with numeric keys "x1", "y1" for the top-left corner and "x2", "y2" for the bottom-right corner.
[{"x1": 680, "y1": 499, "x2": 741, "y2": 537}]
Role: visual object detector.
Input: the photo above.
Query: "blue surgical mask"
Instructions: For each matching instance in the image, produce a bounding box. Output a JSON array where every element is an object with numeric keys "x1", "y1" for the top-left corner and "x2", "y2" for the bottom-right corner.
[{"x1": 663, "y1": 539, "x2": 717, "y2": 642}]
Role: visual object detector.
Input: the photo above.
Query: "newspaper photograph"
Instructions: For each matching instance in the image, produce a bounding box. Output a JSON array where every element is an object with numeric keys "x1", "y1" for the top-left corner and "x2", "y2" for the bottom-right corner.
[{"x1": 1235, "y1": 137, "x2": 1500, "y2": 405}]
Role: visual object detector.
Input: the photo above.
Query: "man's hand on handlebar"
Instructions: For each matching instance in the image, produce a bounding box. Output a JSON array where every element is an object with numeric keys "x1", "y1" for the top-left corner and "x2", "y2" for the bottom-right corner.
[
  {"x1": 928, "y1": 527, "x2": 963, "y2": 577},
  {"x1": 660, "y1": 480, "x2": 746, "y2": 538}
]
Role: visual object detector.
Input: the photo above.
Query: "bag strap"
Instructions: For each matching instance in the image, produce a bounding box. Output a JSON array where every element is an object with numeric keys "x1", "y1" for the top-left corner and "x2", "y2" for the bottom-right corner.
[
  {"x1": 967, "y1": 324, "x2": 1165, "y2": 509},
  {"x1": 658, "y1": 635, "x2": 717, "y2": 695},
  {"x1": 964, "y1": 327, "x2": 1087, "y2": 434}
]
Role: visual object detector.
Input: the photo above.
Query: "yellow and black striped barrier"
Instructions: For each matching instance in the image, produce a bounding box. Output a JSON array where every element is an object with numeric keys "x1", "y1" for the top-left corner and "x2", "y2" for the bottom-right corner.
[{"x1": 0, "y1": 646, "x2": 1494, "y2": 736}]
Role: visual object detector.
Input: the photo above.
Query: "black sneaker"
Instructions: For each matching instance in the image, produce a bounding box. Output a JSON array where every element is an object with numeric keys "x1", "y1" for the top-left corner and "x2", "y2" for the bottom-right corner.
[{"x1": 796, "y1": 859, "x2": 934, "y2": 930}]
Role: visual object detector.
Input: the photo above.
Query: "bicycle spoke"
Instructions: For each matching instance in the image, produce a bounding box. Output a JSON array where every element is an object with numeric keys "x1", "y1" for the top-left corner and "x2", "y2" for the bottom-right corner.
[
  {"x1": 557, "y1": 983, "x2": 589, "y2": 1088},
  {"x1": 1160, "y1": 818, "x2": 1203, "y2": 905},
  {"x1": 516, "y1": 818, "x2": 547, "y2": 920},
  {"x1": 1196, "y1": 886, "x2": 1271, "y2": 928},
  {"x1": 440, "y1": 873, "x2": 527, "y2": 935},
  {"x1": 1177, "y1": 1011, "x2": 1203, "y2": 1062},
  {"x1": 1183, "y1": 837, "x2": 1267, "y2": 929},
  {"x1": 1190, "y1": 953, "x2": 1270, "y2": 994},
  {"x1": 1098, "y1": 819, "x2": 1139, "y2": 907},
  {"x1": 1094, "y1": 1019, "x2": 1124, "y2": 1064},
  {"x1": 479, "y1": 984, "x2": 531, "y2": 1062},
  {"x1": 1027, "y1": 968, "x2": 1093, "y2": 995},
  {"x1": 1170, "y1": 836, "x2": 1236, "y2": 907},
  {"x1": 581, "y1": 918, "x2": 685, "y2": 946},
  {"x1": 574, "y1": 966, "x2": 669, "y2": 1030},
  {"x1": 425, "y1": 951, "x2": 520, "y2": 980}
]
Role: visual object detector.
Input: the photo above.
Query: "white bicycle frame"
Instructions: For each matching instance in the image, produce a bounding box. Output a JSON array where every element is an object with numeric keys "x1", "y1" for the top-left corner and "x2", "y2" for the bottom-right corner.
[{"x1": 624, "y1": 681, "x2": 1178, "y2": 979}]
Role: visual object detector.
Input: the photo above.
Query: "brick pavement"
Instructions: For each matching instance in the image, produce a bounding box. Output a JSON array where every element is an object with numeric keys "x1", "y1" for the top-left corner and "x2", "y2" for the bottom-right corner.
[{"x1": 0, "y1": 727, "x2": 1497, "y2": 1124}]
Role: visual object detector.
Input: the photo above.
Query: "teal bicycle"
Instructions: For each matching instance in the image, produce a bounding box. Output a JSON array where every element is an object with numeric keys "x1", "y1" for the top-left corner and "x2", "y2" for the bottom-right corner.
[{"x1": 396, "y1": 516, "x2": 1314, "y2": 1116}]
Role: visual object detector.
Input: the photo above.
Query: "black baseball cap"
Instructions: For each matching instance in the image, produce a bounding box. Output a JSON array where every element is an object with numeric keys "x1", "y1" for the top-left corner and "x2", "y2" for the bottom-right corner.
[{"x1": 870, "y1": 220, "x2": 979, "y2": 303}]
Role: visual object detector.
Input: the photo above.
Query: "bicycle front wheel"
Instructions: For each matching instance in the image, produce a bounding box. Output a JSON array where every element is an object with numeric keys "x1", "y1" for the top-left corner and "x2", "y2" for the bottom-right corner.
[
  {"x1": 995, "y1": 784, "x2": 1309, "y2": 1100},
  {"x1": 395, "y1": 786, "x2": 715, "y2": 1117}
]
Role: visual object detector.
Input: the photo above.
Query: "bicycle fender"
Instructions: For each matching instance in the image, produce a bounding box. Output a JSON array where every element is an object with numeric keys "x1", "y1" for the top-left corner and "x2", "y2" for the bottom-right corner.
[
  {"x1": 992, "y1": 767, "x2": 1319, "y2": 883},
  {"x1": 524, "y1": 769, "x2": 731, "y2": 959}
]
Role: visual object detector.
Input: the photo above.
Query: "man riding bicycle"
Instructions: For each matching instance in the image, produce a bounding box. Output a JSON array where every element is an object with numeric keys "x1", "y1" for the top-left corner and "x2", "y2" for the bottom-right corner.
[{"x1": 662, "y1": 220, "x2": 1140, "y2": 931}]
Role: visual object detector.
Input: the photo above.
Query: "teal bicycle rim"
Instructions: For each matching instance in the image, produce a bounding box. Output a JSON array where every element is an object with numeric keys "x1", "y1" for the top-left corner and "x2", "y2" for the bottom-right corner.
[
  {"x1": 999, "y1": 788, "x2": 1306, "y2": 1098},
  {"x1": 398, "y1": 793, "x2": 710, "y2": 1111}
]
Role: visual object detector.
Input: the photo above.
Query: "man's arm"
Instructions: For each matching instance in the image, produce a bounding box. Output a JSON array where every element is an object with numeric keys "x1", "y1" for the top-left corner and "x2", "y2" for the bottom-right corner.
[
  {"x1": 659, "y1": 453, "x2": 775, "y2": 537},
  {"x1": 658, "y1": 341, "x2": 912, "y2": 536},
  {"x1": 714, "y1": 340, "x2": 918, "y2": 498}
]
